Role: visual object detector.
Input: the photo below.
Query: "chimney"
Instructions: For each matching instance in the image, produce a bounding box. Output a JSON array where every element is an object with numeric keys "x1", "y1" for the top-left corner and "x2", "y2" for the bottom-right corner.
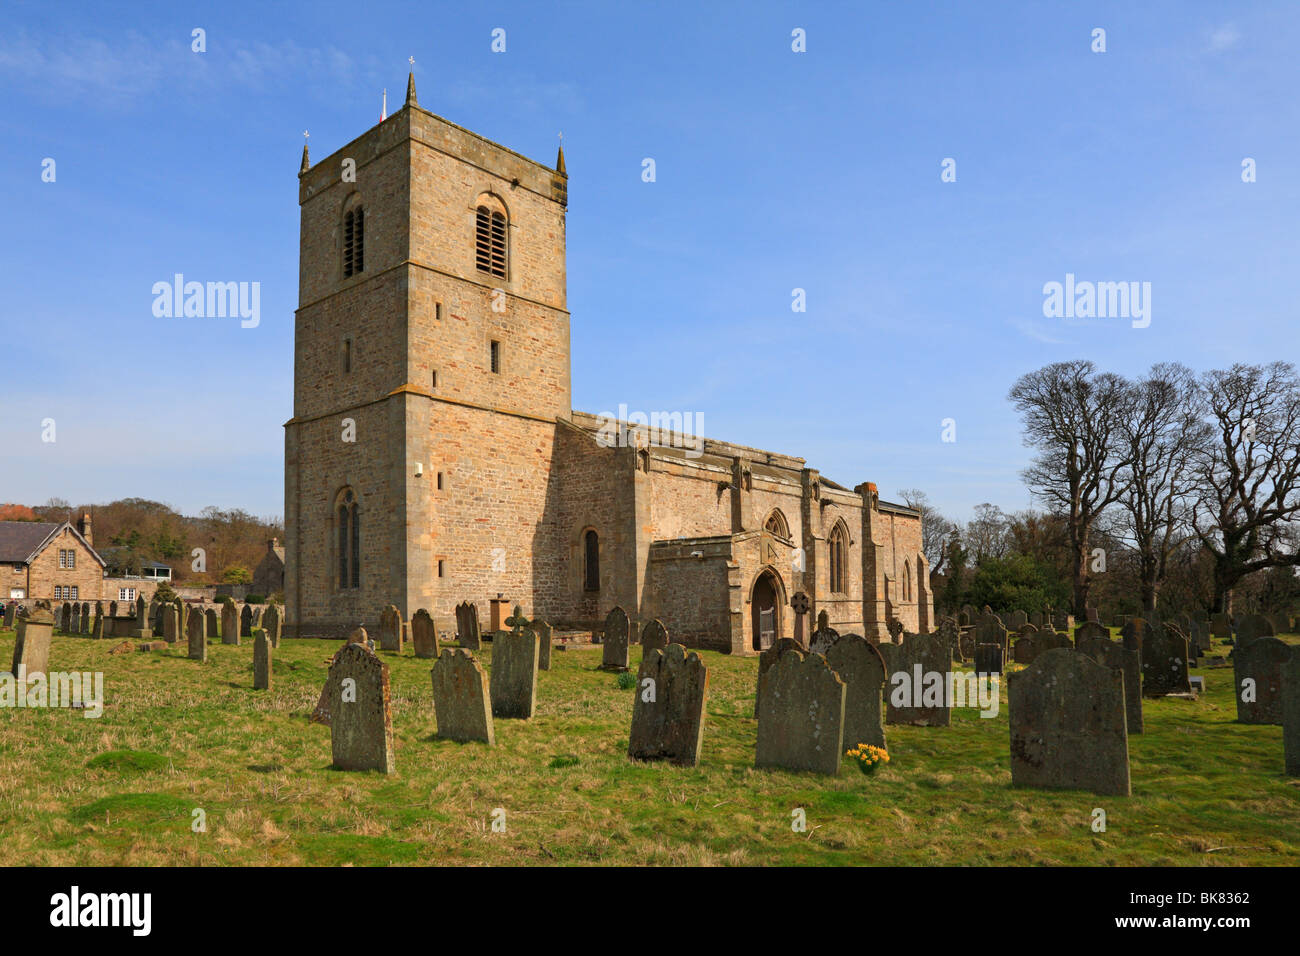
[
  {"x1": 268, "y1": 537, "x2": 279, "y2": 552},
  {"x1": 77, "y1": 512, "x2": 93, "y2": 547}
]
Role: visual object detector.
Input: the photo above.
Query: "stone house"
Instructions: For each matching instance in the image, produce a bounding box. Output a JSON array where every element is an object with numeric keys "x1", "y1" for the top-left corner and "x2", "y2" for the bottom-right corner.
[
  {"x1": 283, "y1": 76, "x2": 932, "y2": 651},
  {"x1": 0, "y1": 516, "x2": 105, "y2": 602},
  {"x1": 253, "y1": 538, "x2": 286, "y2": 596}
]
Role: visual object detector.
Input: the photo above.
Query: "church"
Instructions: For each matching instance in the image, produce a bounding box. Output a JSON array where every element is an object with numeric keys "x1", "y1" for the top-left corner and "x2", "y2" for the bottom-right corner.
[{"x1": 283, "y1": 75, "x2": 932, "y2": 652}]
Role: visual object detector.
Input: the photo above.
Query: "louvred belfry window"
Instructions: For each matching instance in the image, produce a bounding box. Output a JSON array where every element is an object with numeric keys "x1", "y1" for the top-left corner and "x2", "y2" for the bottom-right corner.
[
  {"x1": 344, "y1": 207, "x2": 365, "y2": 278},
  {"x1": 475, "y1": 205, "x2": 507, "y2": 278}
]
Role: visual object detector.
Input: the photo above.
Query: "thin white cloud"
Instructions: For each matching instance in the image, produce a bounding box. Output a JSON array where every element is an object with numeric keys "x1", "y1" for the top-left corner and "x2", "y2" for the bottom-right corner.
[
  {"x1": 1206, "y1": 24, "x2": 1241, "y2": 53},
  {"x1": 1009, "y1": 315, "x2": 1073, "y2": 345}
]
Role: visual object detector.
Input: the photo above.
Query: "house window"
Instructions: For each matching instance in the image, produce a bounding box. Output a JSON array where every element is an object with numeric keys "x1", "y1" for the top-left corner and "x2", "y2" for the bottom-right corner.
[
  {"x1": 829, "y1": 523, "x2": 848, "y2": 594},
  {"x1": 344, "y1": 206, "x2": 365, "y2": 278},
  {"x1": 58, "y1": 549, "x2": 76, "y2": 569},
  {"x1": 475, "y1": 205, "x2": 507, "y2": 278},
  {"x1": 336, "y1": 489, "x2": 360, "y2": 589},
  {"x1": 490, "y1": 340, "x2": 500, "y2": 374},
  {"x1": 69, "y1": 586, "x2": 78, "y2": 600},
  {"x1": 584, "y1": 530, "x2": 600, "y2": 591},
  {"x1": 119, "y1": 587, "x2": 136, "y2": 601}
]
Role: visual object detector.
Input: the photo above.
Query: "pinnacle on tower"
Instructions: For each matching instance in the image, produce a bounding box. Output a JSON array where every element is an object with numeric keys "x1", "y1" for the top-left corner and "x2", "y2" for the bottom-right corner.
[
  {"x1": 556, "y1": 143, "x2": 566, "y2": 176},
  {"x1": 300, "y1": 142, "x2": 310, "y2": 174},
  {"x1": 406, "y1": 71, "x2": 417, "y2": 107}
]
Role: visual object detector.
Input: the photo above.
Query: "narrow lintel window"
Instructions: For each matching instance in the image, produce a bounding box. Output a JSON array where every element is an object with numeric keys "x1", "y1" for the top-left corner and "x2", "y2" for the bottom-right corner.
[
  {"x1": 431, "y1": 370, "x2": 438, "y2": 389},
  {"x1": 475, "y1": 205, "x2": 507, "y2": 278},
  {"x1": 344, "y1": 338, "x2": 352, "y2": 374},
  {"x1": 438, "y1": 560, "x2": 445, "y2": 578},
  {"x1": 435, "y1": 302, "x2": 443, "y2": 321},
  {"x1": 584, "y1": 530, "x2": 600, "y2": 591},
  {"x1": 343, "y1": 206, "x2": 365, "y2": 278},
  {"x1": 436, "y1": 472, "x2": 444, "y2": 490},
  {"x1": 490, "y1": 340, "x2": 500, "y2": 374}
]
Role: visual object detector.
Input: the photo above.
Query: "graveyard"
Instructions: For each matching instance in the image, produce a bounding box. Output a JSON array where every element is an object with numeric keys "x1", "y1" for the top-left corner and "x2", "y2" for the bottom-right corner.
[{"x1": 1, "y1": 617, "x2": 1296, "y2": 867}]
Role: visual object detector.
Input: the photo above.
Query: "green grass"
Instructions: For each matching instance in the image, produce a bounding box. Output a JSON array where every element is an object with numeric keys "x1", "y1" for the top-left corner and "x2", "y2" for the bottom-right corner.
[{"x1": 0, "y1": 627, "x2": 1296, "y2": 866}]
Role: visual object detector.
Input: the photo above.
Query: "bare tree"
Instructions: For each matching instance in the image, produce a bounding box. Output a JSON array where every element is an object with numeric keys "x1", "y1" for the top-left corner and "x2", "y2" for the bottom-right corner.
[
  {"x1": 1009, "y1": 360, "x2": 1134, "y2": 618},
  {"x1": 965, "y1": 503, "x2": 1012, "y2": 563},
  {"x1": 897, "y1": 488, "x2": 955, "y2": 574},
  {"x1": 1114, "y1": 363, "x2": 1208, "y2": 614},
  {"x1": 1191, "y1": 362, "x2": 1300, "y2": 613}
]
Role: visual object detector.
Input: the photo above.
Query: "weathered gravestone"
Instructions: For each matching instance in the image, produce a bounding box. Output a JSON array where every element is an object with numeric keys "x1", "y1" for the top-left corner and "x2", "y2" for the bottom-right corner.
[
  {"x1": 1078, "y1": 638, "x2": 1143, "y2": 734},
  {"x1": 162, "y1": 605, "x2": 179, "y2": 644},
  {"x1": 490, "y1": 615, "x2": 540, "y2": 719},
  {"x1": 57, "y1": 602, "x2": 68, "y2": 631},
  {"x1": 1013, "y1": 633, "x2": 1042, "y2": 665},
  {"x1": 187, "y1": 608, "x2": 207, "y2": 661},
  {"x1": 1210, "y1": 612, "x2": 1233, "y2": 644},
  {"x1": 431, "y1": 648, "x2": 495, "y2": 744},
  {"x1": 1074, "y1": 621, "x2": 1109, "y2": 646},
  {"x1": 974, "y1": 643, "x2": 1004, "y2": 676},
  {"x1": 150, "y1": 601, "x2": 162, "y2": 635},
  {"x1": 976, "y1": 611, "x2": 1009, "y2": 656},
  {"x1": 640, "y1": 618, "x2": 669, "y2": 654},
  {"x1": 253, "y1": 629, "x2": 272, "y2": 690},
  {"x1": 81, "y1": 602, "x2": 91, "y2": 633},
  {"x1": 262, "y1": 604, "x2": 281, "y2": 648},
  {"x1": 10, "y1": 609, "x2": 54, "y2": 680},
  {"x1": 533, "y1": 619, "x2": 552, "y2": 671},
  {"x1": 378, "y1": 604, "x2": 403, "y2": 652},
  {"x1": 347, "y1": 626, "x2": 369, "y2": 645},
  {"x1": 874, "y1": 639, "x2": 899, "y2": 677},
  {"x1": 328, "y1": 642, "x2": 395, "y2": 773},
  {"x1": 956, "y1": 630, "x2": 974, "y2": 662},
  {"x1": 3, "y1": 604, "x2": 15, "y2": 628},
  {"x1": 1142, "y1": 623, "x2": 1192, "y2": 697},
  {"x1": 808, "y1": 611, "x2": 839, "y2": 657},
  {"x1": 109, "y1": 600, "x2": 118, "y2": 618},
  {"x1": 935, "y1": 617, "x2": 960, "y2": 662},
  {"x1": 755, "y1": 646, "x2": 845, "y2": 775},
  {"x1": 886, "y1": 632, "x2": 952, "y2": 727},
  {"x1": 1010, "y1": 610, "x2": 1028, "y2": 630},
  {"x1": 454, "y1": 600, "x2": 481, "y2": 650},
  {"x1": 205, "y1": 608, "x2": 219, "y2": 640},
  {"x1": 1270, "y1": 612, "x2": 1291, "y2": 635},
  {"x1": 958, "y1": 610, "x2": 971, "y2": 628},
  {"x1": 825, "y1": 634, "x2": 887, "y2": 749},
  {"x1": 629, "y1": 643, "x2": 708, "y2": 766},
  {"x1": 1234, "y1": 636, "x2": 1292, "y2": 725},
  {"x1": 92, "y1": 606, "x2": 104, "y2": 640},
  {"x1": 601, "y1": 605, "x2": 630, "y2": 672},
  {"x1": 221, "y1": 600, "x2": 240, "y2": 645},
  {"x1": 1085, "y1": 608, "x2": 1099, "y2": 623},
  {"x1": 1009, "y1": 648, "x2": 1130, "y2": 796},
  {"x1": 69, "y1": 604, "x2": 80, "y2": 635},
  {"x1": 1236, "y1": 613, "x2": 1274, "y2": 652},
  {"x1": 240, "y1": 604, "x2": 253, "y2": 638},
  {"x1": 411, "y1": 608, "x2": 439, "y2": 659},
  {"x1": 754, "y1": 638, "x2": 804, "y2": 721},
  {"x1": 1285, "y1": 656, "x2": 1300, "y2": 776},
  {"x1": 1120, "y1": 618, "x2": 1147, "y2": 655},
  {"x1": 132, "y1": 595, "x2": 151, "y2": 639}
]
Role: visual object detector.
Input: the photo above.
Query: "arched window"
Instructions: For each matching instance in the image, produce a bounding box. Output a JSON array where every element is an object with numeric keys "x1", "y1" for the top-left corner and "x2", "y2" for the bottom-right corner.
[
  {"x1": 903, "y1": 562, "x2": 912, "y2": 602},
  {"x1": 764, "y1": 509, "x2": 790, "y2": 538},
  {"x1": 828, "y1": 522, "x2": 848, "y2": 594},
  {"x1": 475, "y1": 203, "x2": 507, "y2": 278},
  {"x1": 343, "y1": 206, "x2": 365, "y2": 277},
  {"x1": 583, "y1": 529, "x2": 600, "y2": 591},
  {"x1": 336, "y1": 489, "x2": 360, "y2": 589}
]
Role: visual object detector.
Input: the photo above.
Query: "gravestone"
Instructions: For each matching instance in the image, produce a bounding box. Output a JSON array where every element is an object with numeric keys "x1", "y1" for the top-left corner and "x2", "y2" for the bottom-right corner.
[
  {"x1": 10, "y1": 609, "x2": 54, "y2": 681},
  {"x1": 328, "y1": 642, "x2": 395, "y2": 773},
  {"x1": 629, "y1": 642, "x2": 708, "y2": 766},
  {"x1": 754, "y1": 638, "x2": 805, "y2": 720},
  {"x1": 1142, "y1": 623, "x2": 1192, "y2": 696},
  {"x1": 253, "y1": 629, "x2": 272, "y2": 690},
  {"x1": 1029, "y1": 611, "x2": 1043, "y2": 629},
  {"x1": 109, "y1": 600, "x2": 118, "y2": 618},
  {"x1": 886, "y1": 632, "x2": 952, "y2": 727},
  {"x1": 262, "y1": 604, "x2": 281, "y2": 648},
  {"x1": 205, "y1": 608, "x2": 219, "y2": 640},
  {"x1": 754, "y1": 646, "x2": 846, "y2": 775},
  {"x1": 1284, "y1": 656, "x2": 1300, "y2": 776},
  {"x1": 58, "y1": 602, "x2": 69, "y2": 631},
  {"x1": 240, "y1": 604, "x2": 253, "y2": 638},
  {"x1": 1009, "y1": 648, "x2": 1130, "y2": 796},
  {"x1": 1120, "y1": 618, "x2": 1147, "y2": 655},
  {"x1": 533, "y1": 619, "x2": 552, "y2": 671},
  {"x1": 187, "y1": 607, "x2": 207, "y2": 661},
  {"x1": 3, "y1": 604, "x2": 15, "y2": 628},
  {"x1": 1270, "y1": 612, "x2": 1290, "y2": 635},
  {"x1": 81, "y1": 602, "x2": 92, "y2": 633},
  {"x1": 378, "y1": 604, "x2": 403, "y2": 652},
  {"x1": 221, "y1": 600, "x2": 240, "y2": 645},
  {"x1": 132, "y1": 595, "x2": 151, "y2": 639},
  {"x1": 1078, "y1": 637, "x2": 1143, "y2": 734},
  {"x1": 490, "y1": 619, "x2": 540, "y2": 719},
  {"x1": 640, "y1": 618, "x2": 669, "y2": 653},
  {"x1": 874, "y1": 639, "x2": 899, "y2": 677},
  {"x1": 454, "y1": 600, "x2": 481, "y2": 650},
  {"x1": 162, "y1": 605, "x2": 179, "y2": 644},
  {"x1": 1074, "y1": 621, "x2": 1109, "y2": 646},
  {"x1": 935, "y1": 617, "x2": 960, "y2": 662},
  {"x1": 92, "y1": 606, "x2": 104, "y2": 640},
  {"x1": 150, "y1": 601, "x2": 162, "y2": 635},
  {"x1": 808, "y1": 611, "x2": 839, "y2": 657},
  {"x1": 958, "y1": 611, "x2": 971, "y2": 628},
  {"x1": 411, "y1": 608, "x2": 439, "y2": 659},
  {"x1": 69, "y1": 604, "x2": 80, "y2": 635},
  {"x1": 825, "y1": 634, "x2": 887, "y2": 749},
  {"x1": 1236, "y1": 613, "x2": 1274, "y2": 651},
  {"x1": 790, "y1": 591, "x2": 811, "y2": 648},
  {"x1": 1234, "y1": 636, "x2": 1292, "y2": 725},
  {"x1": 347, "y1": 626, "x2": 369, "y2": 645},
  {"x1": 1010, "y1": 610, "x2": 1028, "y2": 630},
  {"x1": 601, "y1": 606, "x2": 630, "y2": 672},
  {"x1": 432, "y1": 648, "x2": 495, "y2": 744},
  {"x1": 1017, "y1": 622, "x2": 1039, "y2": 638},
  {"x1": 1014, "y1": 633, "x2": 1042, "y2": 665},
  {"x1": 1085, "y1": 608, "x2": 1099, "y2": 623},
  {"x1": 974, "y1": 643, "x2": 1004, "y2": 676},
  {"x1": 1210, "y1": 612, "x2": 1233, "y2": 644},
  {"x1": 956, "y1": 631, "x2": 974, "y2": 662},
  {"x1": 975, "y1": 611, "x2": 1009, "y2": 656}
]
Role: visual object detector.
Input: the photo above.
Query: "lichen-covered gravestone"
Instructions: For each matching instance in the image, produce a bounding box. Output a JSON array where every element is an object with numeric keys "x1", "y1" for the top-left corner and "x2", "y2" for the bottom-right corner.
[
  {"x1": 162, "y1": 605, "x2": 179, "y2": 644},
  {"x1": 455, "y1": 600, "x2": 481, "y2": 651},
  {"x1": 262, "y1": 604, "x2": 281, "y2": 648},
  {"x1": 328, "y1": 642, "x2": 395, "y2": 773},
  {"x1": 411, "y1": 608, "x2": 439, "y2": 659},
  {"x1": 808, "y1": 611, "x2": 839, "y2": 657},
  {"x1": 640, "y1": 618, "x2": 669, "y2": 654},
  {"x1": 490, "y1": 614, "x2": 539, "y2": 719},
  {"x1": 205, "y1": 608, "x2": 219, "y2": 640},
  {"x1": 935, "y1": 616, "x2": 959, "y2": 662},
  {"x1": 629, "y1": 643, "x2": 708, "y2": 766},
  {"x1": 755, "y1": 647, "x2": 846, "y2": 776},
  {"x1": 432, "y1": 648, "x2": 495, "y2": 744},
  {"x1": 754, "y1": 637, "x2": 804, "y2": 720},
  {"x1": 378, "y1": 604, "x2": 403, "y2": 652},
  {"x1": 1009, "y1": 648, "x2": 1131, "y2": 796},
  {"x1": 240, "y1": 604, "x2": 253, "y2": 638},
  {"x1": 533, "y1": 619, "x2": 552, "y2": 671},
  {"x1": 976, "y1": 611, "x2": 1008, "y2": 657},
  {"x1": 1142, "y1": 623, "x2": 1192, "y2": 697},
  {"x1": 600, "y1": 605, "x2": 630, "y2": 672},
  {"x1": 1235, "y1": 613, "x2": 1275, "y2": 652},
  {"x1": 10, "y1": 609, "x2": 53, "y2": 681},
  {"x1": 221, "y1": 600, "x2": 240, "y2": 646},
  {"x1": 1078, "y1": 637, "x2": 1143, "y2": 734},
  {"x1": 1074, "y1": 621, "x2": 1109, "y2": 646},
  {"x1": 1234, "y1": 636, "x2": 1292, "y2": 725},
  {"x1": 974, "y1": 643, "x2": 1003, "y2": 677},
  {"x1": 825, "y1": 634, "x2": 887, "y2": 750},
  {"x1": 187, "y1": 607, "x2": 207, "y2": 662},
  {"x1": 1284, "y1": 656, "x2": 1300, "y2": 776},
  {"x1": 886, "y1": 632, "x2": 952, "y2": 727},
  {"x1": 253, "y1": 629, "x2": 272, "y2": 690}
]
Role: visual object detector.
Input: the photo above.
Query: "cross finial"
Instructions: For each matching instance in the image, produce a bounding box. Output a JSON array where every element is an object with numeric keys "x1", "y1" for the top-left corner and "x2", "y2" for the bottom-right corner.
[
  {"x1": 409, "y1": 55, "x2": 415, "y2": 66},
  {"x1": 303, "y1": 130, "x2": 309, "y2": 140},
  {"x1": 506, "y1": 605, "x2": 530, "y2": 635}
]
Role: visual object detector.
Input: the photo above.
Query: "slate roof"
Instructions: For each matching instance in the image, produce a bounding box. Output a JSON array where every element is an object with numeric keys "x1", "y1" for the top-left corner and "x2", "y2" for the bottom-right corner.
[{"x1": 0, "y1": 522, "x2": 61, "y2": 562}]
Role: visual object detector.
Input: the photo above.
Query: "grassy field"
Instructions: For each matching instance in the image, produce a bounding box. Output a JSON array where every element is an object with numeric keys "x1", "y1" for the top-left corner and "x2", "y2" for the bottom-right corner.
[{"x1": 1, "y1": 625, "x2": 1297, "y2": 866}]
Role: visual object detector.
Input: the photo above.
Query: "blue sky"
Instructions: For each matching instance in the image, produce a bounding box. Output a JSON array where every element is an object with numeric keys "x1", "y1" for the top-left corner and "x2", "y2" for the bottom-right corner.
[{"x1": 2, "y1": 1, "x2": 1296, "y2": 524}]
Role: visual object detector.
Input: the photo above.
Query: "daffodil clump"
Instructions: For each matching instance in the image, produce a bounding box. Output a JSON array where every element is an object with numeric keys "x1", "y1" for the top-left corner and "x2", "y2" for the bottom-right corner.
[{"x1": 846, "y1": 743, "x2": 890, "y2": 776}]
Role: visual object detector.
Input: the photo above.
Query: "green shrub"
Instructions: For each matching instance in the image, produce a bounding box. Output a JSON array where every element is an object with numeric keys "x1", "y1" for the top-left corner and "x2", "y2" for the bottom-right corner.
[{"x1": 615, "y1": 671, "x2": 636, "y2": 690}]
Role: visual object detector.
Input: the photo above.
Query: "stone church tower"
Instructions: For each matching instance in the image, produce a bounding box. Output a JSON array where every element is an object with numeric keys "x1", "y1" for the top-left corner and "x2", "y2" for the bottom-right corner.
[{"x1": 285, "y1": 76, "x2": 932, "y2": 648}]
